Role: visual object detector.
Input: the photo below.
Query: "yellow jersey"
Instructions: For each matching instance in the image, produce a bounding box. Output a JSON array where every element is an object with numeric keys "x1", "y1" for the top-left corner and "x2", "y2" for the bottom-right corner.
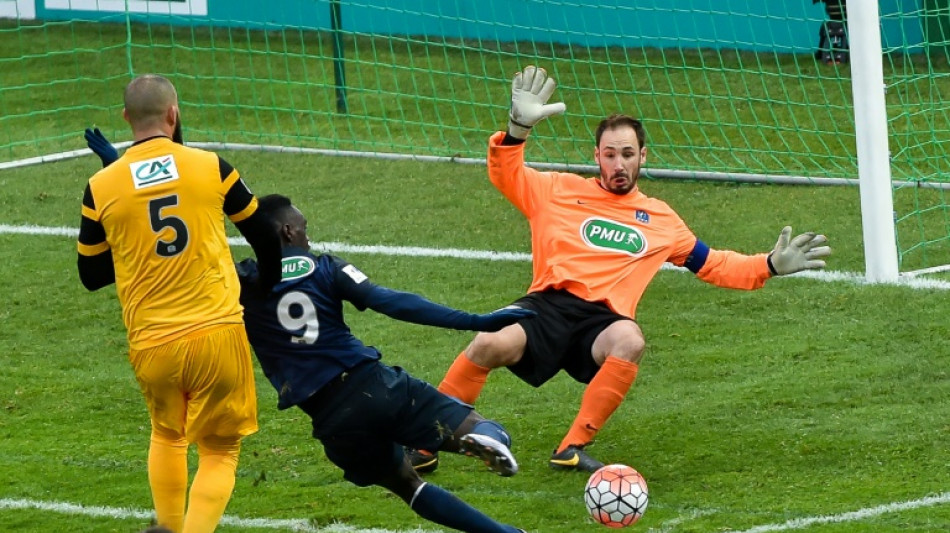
[{"x1": 78, "y1": 137, "x2": 259, "y2": 349}]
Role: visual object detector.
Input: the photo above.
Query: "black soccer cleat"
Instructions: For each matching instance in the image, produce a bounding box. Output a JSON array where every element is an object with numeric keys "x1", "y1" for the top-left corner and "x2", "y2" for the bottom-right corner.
[
  {"x1": 549, "y1": 444, "x2": 605, "y2": 472},
  {"x1": 406, "y1": 448, "x2": 440, "y2": 474}
]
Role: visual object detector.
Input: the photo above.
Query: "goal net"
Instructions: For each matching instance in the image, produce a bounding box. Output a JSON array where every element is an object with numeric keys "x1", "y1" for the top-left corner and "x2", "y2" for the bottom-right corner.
[{"x1": 1, "y1": 0, "x2": 948, "y2": 276}]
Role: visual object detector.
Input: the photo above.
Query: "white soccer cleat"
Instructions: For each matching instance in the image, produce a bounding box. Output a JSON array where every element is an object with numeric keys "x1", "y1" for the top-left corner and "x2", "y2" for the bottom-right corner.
[{"x1": 460, "y1": 433, "x2": 519, "y2": 477}]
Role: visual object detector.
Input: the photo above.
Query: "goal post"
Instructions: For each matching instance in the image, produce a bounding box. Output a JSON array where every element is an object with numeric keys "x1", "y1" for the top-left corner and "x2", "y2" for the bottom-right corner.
[
  {"x1": 1, "y1": 0, "x2": 948, "y2": 280},
  {"x1": 850, "y1": 0, "x2": 899, "y2": 282}
]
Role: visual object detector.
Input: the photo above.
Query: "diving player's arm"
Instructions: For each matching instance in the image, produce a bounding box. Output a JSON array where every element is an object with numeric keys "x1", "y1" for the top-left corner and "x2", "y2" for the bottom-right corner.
[
  {"x1": 221, "y1": 159, "x2": 282, "y2": 291},
  {"x1": 77, "y1": 183, "x2": 115, "y2": 291},
  {"x1": 333, "y1": 257, "x2": 535, "y2": 332}
]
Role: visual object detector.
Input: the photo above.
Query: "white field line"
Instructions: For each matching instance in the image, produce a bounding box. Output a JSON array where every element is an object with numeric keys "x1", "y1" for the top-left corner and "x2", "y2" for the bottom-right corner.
[
  {"x1": 0, "y1": 223, "x2": 531, "y2": 262},
  {"x1": 5, "y1": 223, "x2": 950, "y2": 290},
  {"x1": 647, "y1": 508, "x2": 719, "y2": 532},
  {"x1": 3, "y1": 492, "x2": 948, "y2": 532},
  {"x1": 730, "y1": 492, "x2": 950, "y2": 533},
  {"x1": 0, "y1": 497, "x2": 442, "y2": 532}
]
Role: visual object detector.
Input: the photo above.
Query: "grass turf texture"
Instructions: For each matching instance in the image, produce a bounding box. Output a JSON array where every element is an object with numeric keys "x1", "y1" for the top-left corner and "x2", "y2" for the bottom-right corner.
[
  {"x1": 0, "y1": 152, "x2": 948, "y2": 531},
  {"x1": 5, "y1": 20, "x2": 950, "y2": 270},
  {"x1": 5, "y1": 18, "x2": 947, "y2": 183}
]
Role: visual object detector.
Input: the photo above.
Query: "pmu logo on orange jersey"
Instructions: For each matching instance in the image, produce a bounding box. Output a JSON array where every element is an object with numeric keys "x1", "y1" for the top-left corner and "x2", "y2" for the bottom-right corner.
[{"x1": 580, "y1": 217, "x2": 648, "y2": 256}]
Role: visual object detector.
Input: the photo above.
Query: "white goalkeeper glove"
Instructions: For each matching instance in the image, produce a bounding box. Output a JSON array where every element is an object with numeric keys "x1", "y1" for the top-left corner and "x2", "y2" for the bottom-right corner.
[
  {"x1": 767, "y1": 226, "x2": 832, "y2": 276},
  {"x1": 507, "y1": 65, "x2": 567, "y2": 139}
]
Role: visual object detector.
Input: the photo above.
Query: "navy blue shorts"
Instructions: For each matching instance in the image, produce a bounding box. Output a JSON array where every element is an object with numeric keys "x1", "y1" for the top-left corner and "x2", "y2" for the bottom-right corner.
[
  {"x1": 508, "y1": 289, "x2": 633, "y2": 386},
  {"x1": 297, "y1": 361, "x2": 472, "y2": 486}
]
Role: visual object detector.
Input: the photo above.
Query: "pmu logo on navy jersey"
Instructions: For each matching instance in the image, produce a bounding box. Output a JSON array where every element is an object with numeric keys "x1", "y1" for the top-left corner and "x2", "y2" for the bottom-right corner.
[
  {"x1": 130, "y1": 155, "x2": 179, "y2": 189},
  {"x1": 635, "y1": 210, "x2": 650, "y2": 224},
  {"x1": 580, "y1": 217, "x2": 648, "y2": 257},
  {"x1": 281, "y1": 256, "x2": 316, "y2": 281}
]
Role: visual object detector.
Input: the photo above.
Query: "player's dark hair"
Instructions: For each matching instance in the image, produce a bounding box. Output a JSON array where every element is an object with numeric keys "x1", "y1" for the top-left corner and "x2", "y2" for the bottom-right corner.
[
  {"x1": 257, "y1": 194, "x2": 295, "y2": 233},
  {"x1": 595, "y1": 114, "x2": 646, "y2": 150}
]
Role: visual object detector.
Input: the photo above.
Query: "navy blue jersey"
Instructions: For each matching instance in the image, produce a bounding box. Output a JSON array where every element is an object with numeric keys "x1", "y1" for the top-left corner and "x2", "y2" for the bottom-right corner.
[
  {"x1": 238, "y1": 247, "x2": 382, "y2": 409},
  {"x1": 239, "y1": 246, "x2": 535, "y2": 410}
]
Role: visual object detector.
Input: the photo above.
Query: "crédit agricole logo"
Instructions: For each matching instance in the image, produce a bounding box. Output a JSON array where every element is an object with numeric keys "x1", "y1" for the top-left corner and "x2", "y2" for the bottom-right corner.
[
  {"x1": 130, "y1": 155, "x2": 179, "y2": 189},
  {"x1": 580, "y1": 217, "x2": 648, "y2": 256}
]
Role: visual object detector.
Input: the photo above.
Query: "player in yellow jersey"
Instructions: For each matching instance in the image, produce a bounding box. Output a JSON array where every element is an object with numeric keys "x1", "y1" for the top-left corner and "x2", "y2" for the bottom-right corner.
[
  {"x1": 409, "y1": 66, "x2": 831, "y2": 473},
  {"x1": 77, "y1": 74, "x2": 282, "y2": 532}
]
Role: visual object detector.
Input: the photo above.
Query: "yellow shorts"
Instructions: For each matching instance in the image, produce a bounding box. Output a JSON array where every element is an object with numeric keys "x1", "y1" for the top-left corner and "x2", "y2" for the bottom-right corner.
[{"x1": 129, "y1": 323, "x2": 258, "y2": 443}]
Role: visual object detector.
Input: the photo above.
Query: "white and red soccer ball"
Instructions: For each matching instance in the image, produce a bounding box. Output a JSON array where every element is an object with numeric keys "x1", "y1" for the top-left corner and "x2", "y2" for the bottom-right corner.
[{"x1": 584, "y1": 464, "x2": 649, "y2": 528}]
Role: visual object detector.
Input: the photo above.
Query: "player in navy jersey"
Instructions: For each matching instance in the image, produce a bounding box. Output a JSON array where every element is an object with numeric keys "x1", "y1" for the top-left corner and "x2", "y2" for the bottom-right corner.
[{"x1": 236, "y1": 194, "x2": 534, "y2": 533}]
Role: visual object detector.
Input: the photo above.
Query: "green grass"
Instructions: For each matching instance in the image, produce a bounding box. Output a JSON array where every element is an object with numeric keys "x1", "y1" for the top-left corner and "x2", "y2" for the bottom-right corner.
[
  {"x1": 0, "y1": 152, "x2": 948, "y2": 532},
  {"x1": 2, "y1": 18, "x2": 950, "y2": 182},
  {"x1": 4, "y1": 18, "x2": 950, "y2": 270}
]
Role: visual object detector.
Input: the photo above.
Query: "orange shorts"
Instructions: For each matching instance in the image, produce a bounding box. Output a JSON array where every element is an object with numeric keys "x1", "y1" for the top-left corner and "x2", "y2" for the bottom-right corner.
[{"x1": 128, "y1": 323, "x2": 258, "y2": 443}]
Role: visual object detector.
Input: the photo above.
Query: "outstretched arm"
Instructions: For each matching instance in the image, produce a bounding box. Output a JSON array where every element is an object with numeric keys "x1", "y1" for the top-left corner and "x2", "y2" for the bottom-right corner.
[
  {"x1": 767, "y1": 226, "x2": 832, "y2": 276},
  {"x1": 687, "y1": 227, "x2": 831, "y2": 289},
  {"x1": 332, "y1": 258, "x2": 536, "y2": 332},
  {"x1": 505, "y1": 65, "x2": 566, "y2": 140},
  {"x1": 363, "y1": 285, "x2": 535, "y2": 331}
]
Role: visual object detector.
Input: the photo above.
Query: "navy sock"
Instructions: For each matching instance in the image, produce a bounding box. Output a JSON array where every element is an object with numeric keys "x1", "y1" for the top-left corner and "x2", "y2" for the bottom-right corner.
[
  {"x1": 471, "y1": 420, "x2": 511, "y2": 447},
  {"x1": 410, "y1": 483, "x2": 520, "y2": 533}
]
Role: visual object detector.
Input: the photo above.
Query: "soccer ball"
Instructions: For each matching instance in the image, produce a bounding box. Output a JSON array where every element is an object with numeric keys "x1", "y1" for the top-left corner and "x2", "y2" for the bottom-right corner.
[{"x1": 584, "y1": 464, "x2": 649, "y2": 528}]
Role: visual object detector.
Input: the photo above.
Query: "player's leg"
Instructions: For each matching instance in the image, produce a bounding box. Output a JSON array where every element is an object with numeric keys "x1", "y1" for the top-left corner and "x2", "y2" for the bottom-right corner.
[
  {"x1": 417, "y1": 317, "x2": 527, "y2": 473},
  {"x1": 183, "y1": 436, "x2": 242, "y2": 533},
  {"x1": 179, "y1": 325, "x2": 258, "y2": 533},
  {"x1": 376, "y1": 457, "x2": 524, "y2": 533},
  {"x1": 303, "y1": 366, "x2": 525, "y2": 533},
  {"x1": 448, "y1": 413, "x2": 518, "y2": 477},
  {"x1": 552, "y1": 319, "x2": 643, "y2": 472},
  {"x1": 395, "y1": 369, "x2": 520, "y2": 477},
  {"x1": 438, "y1": 324, "x2": 528, "y2": 404},
  {"x1": 437, "y1": 291, "x2": 547, "y2": 405},
  {"x1": 130, "y1": 344, "x2": 190, "y2": 532},
  {"x1": 148, "y1": 427, "x2": 189, "y2": 533}
]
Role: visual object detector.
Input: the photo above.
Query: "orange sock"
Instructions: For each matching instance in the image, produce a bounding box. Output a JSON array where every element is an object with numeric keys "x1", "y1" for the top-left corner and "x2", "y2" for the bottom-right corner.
[
  {"x1": 437, "y1": 352, "x2": 491, "y2": 405},
  {"x1": 558, "y1": 356, "x2": 639, "y2": 453},
  {"x1": 148, "y1": 432, "x2": 189, "y2": 533},
  {"x1": 181, "y1": 440, "x2": 240, "y2": 533}
]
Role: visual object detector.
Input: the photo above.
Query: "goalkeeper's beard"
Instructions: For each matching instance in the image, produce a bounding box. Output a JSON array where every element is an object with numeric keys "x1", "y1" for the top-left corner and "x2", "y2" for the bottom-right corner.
[
  {"x1": 172, "y1": 115, "x2": 184, "y2": 144},
  {"x1": 598, "y1": 166, "x2": 639, "y2": 195}
]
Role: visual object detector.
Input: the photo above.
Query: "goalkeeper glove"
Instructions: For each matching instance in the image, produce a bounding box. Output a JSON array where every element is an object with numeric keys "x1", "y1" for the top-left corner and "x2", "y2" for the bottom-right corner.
[
  {"x1": 468, "y1": 306, "x2": 537, "y2": 332},
  {"x1": 84, "y1": 127, "x2": 119, "y2": 167},
  {"x1": 767, "y1": 226, "x2": 832, "y2": 276},
  {"x1": 507, "y1": 65, "x2": 567, "y2": 140}
]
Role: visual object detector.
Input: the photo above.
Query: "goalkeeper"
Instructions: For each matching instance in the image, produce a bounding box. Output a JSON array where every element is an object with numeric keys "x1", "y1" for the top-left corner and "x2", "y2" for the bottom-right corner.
[{"x1": 410, "y1": 65, "x2": 832, "y2": 474}]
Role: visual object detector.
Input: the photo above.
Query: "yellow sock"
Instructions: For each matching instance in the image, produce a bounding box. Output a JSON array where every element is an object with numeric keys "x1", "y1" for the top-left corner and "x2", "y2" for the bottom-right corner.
[
  {"x1": 558, "y1": 356, "x2": 638, "y2": 453},
  {"x1": 181, "y1": 440, "x2": 240, "y2": 533},
  {"x1": 148, "y1": 432, "x2": 189, "y2": 533}
]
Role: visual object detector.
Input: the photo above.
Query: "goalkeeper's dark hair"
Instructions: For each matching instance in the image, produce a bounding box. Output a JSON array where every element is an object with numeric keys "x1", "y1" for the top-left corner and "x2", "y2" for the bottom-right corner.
[
  {"x1": 595, "y1": 114, "x2": 646, "y2": 150},
  {"x1": 257, "y1": 194, "x2": 296, "y2": 234}
]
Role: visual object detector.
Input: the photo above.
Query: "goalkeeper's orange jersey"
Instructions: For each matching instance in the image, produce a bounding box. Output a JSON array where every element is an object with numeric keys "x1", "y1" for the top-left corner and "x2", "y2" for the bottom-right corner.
[
  {"x1": 488, "y1": 132, "x2": 772, "y2": 319},
  {"x1": 78, "y1": 137, "x2": 258, "y2": 350}
]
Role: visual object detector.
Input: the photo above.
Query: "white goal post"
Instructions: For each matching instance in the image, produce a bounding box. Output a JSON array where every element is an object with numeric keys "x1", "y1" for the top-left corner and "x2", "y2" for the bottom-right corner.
[{"x1": 850, "y1": 0, "x2": 899, "y2": 283}]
